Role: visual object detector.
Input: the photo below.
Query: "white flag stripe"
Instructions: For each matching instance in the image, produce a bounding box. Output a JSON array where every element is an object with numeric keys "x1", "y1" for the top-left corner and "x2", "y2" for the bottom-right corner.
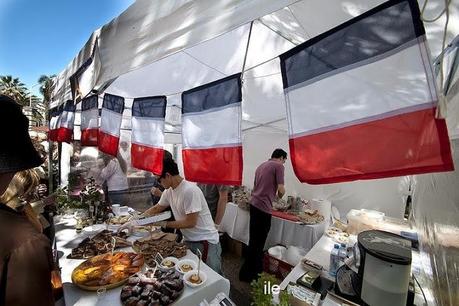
[
  {"x1": 182, "y1": 104, "x2": 240, "y2": 148},
  {"x1": 286, "y1": 41, "x2": 435, "y2": 136},
  {"x1": 50, "y1": 116, "x2": 59, "y2": 130},
  {"x1": 132, "y1": 117, "x2": 165, "y2": 147},
  {"x1": 59, "y1": 111, "x2": 75, "y2": 129},
  {"x1": 81, "y1": 109, "x2": 99, "y2": 129},
  {"x1": 100, "y1": 109, "x2": 122, "y2": 137}
]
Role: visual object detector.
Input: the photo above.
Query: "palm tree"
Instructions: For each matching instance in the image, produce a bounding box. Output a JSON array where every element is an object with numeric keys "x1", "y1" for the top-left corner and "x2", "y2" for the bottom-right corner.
[
  {"x1": 0, "y1": 75, "x2": 28, "y2": 104},
  {"x1": 38, "y1": 74, "x2": 56, "y2": 119}
]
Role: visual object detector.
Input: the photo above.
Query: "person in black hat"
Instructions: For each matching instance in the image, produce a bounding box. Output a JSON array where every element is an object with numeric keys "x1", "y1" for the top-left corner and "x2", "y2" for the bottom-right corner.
[{"x1": 0, "y1": 95, "x2": 54, "y2": 306}]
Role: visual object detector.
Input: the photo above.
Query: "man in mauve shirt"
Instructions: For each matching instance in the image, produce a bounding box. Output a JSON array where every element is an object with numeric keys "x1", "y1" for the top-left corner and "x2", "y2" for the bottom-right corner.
[{"x1": 239, "y1": 148, "x2": 287, "y2": 282}]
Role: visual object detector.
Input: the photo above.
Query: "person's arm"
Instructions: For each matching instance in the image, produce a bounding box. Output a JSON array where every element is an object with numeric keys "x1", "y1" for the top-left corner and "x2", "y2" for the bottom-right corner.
[
  {"x1": 98, "y1": 160, "x2": 115, "y2": 181},
  {"x1": 276, "y1": 164, "x2": 286, "y2": 198},
  {"x1": 215, "y1": 186, "x2": 229, "y2": 225},
  {"x1": 162, "y1": 212, "x2": 199, "y2": 229},
  {"x1": 277, "y1": 184, "x2": 285, "y2": 198},
  {"x1": 143, "y1": 203, "x2": 168, "y2": 216},
  {"x1": 143, "y1": 188, "x2": 171, "y2": 216}
]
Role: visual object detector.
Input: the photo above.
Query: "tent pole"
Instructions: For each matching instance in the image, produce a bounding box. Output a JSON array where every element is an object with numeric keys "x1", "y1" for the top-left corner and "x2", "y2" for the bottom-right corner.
[{"x1": 240, "y1": 21, "x2": 254, "y2": 81}]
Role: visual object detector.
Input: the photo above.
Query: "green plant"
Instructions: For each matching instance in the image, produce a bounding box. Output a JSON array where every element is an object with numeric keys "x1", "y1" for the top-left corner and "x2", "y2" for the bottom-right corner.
[
  {"x1": 250, "y1": 273, "x2": 290, "y2": 306},
  {"x1": 55, "y1": 186, "x2": 86, "y2": 212},
  {"x1": 80, "y1": 177, "x2": 102, "y2": 203}
]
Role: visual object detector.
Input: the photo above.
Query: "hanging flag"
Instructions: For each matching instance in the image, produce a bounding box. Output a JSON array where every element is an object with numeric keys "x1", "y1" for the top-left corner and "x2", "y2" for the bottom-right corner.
[
  {"x1": 81, "y1": 95, "x2": 99, "y2": 146},
  {"x1": 131, "y1": 96, "x2": 167, "y2": 175},
  {"x1": 48, "y1": 105, "x2": 62, "y2": 141},
  {"x1": 181, "y1": 73, "x2": 243, "y2": 185},
  {"x1": 57, "y1": 100, "x2": 76, "y2": 143},
  {"x1": 279, "y1": 0, "x2": 453, "y2": 184},
  {"x1": 98, "y1": 93, "x2": 125, "y2": 156}
]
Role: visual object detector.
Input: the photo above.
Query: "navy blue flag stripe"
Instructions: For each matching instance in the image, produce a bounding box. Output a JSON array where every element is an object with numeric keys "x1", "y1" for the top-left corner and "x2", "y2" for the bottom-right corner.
[
  {"x1": 132, "y1": 96, "x2": 167, "y2": 118},
  {"x1": 82, "y1": 95, "x2": 98, "y2": 111},
  {"x1": 280, "y1": 0, "x2": 425, "y2": 89},
  {"x1": 64, "y1": 100, "x2": 76, "y2": 112},
  {"x1": 102, "y1": 93, "x2": 125, "y2": 114},
  {"x1": 182, "y1": 73, "x2": 242, "y2": 114}
]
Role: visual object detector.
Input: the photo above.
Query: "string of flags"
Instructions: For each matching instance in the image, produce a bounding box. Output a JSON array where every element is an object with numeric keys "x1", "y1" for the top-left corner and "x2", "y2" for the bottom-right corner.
[{"x1": 48, "y1": 0, "x2": 453, "y2": 184}]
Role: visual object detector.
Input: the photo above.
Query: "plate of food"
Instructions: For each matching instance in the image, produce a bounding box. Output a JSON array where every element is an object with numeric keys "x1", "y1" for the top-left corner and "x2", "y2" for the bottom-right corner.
[
  {"x1": 176, "y1": 259, "x2": 196, "y2": 274},
  {"x1": 325, "y1": 226, "x2": 342, "y2": 238},
  {"x1": 160, "y1": 257, "x2": 178, "y2": 270},
  {"x1": 108, "y1": 215, "x2": 132, "y2": 225},
  {"x1": 71, "y1": 252, "x2": 144, "y2": 291},
  {"x1": 298, "y1": 210, "x2": 325, "y2": 225},
  {"x1": 334, "y1": 232, "x2": 350, "y2": 244},
  {"x1": 133, "y1": 236, "x2": 188, "y2": 258},
  {"x1": 183, "y1": 270, "x2": 207, "y2": 288},
  {"x1": 68, "y1": 230, "x2": 131, "y2": 259},
  {"x1": 120, "y1": 268, "x2": 184, "y2": 306}
]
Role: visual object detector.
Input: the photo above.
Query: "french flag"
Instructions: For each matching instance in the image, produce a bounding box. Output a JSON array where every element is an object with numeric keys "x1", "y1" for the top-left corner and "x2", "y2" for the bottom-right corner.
[
  {"x1": 57, "y1": 100, "x2": 76, "y2": 143},
  {"x1": 98, "y1": 93, "x2": 125, "y2": 156},
  {"x1": 131, "y1": 96, "x2": 166, "y2": 175},
  {"x1": 181, "y1": 74, "x2": 243, "y2": 185},
  {"x1": 279, "y1": 0, "x2": 453, "y2": 184},
  {"x1": 48, "y1": 105, "x2": 62, "y2": 141},
  {"x1": 81, "y1": 95, "x2": 99, "y2": 146}
]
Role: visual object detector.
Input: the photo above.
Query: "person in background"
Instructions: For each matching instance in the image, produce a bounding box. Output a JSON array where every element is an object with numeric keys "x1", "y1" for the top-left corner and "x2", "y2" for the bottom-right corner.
[
  {"x1": 0, "y1": 94, "x2": 54, "y2": 306},
  {"x1": 149, "y1": 150, "x2": 173, "y2": 204},
  {"x1": 197, "y1": 184, "x2": 230, "y2": 227},
  {"x1": 98, "y1": 152, "x2": 129, "y2": 205},
  {"x1": 139, "y1": 157, "x2": 223, "y2": 274},
  {"x1": 239, "y1": 148, "x2": 287, "y2": 282}
]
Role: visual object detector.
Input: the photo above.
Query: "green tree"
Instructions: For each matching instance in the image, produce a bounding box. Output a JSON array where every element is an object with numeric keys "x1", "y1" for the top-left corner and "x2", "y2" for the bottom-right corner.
[
  {"x1": 0, "y1": 75, "x2": 28, "y2": 104},
  {"x1": 38, "y1": 74, "x2": 56, "y2": 119}
]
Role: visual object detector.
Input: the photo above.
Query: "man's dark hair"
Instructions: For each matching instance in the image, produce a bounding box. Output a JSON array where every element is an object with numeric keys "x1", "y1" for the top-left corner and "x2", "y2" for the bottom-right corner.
[
  {"x1": 271, "y1": 148, "x2": 287, "y2": 159},
  {"x1": 160, "y1": 153, "x2": 179, "y2": 177}
]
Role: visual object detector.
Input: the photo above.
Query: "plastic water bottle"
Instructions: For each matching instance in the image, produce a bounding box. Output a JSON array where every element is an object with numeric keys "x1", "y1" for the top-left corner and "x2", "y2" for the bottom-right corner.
[
  {"x1": 338, "y1": 243, "x2": 347, "y2": 268},
  {"x1": 329, "y1": 244, "x2": 340, "y2": 277}
]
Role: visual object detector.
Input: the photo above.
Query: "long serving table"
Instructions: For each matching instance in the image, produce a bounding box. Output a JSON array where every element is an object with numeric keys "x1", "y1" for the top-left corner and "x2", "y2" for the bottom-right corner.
[
  {"x1": 219, "y1": 202, "x2": 326, "y2": 251},
  {"x1": 54, "y1": 216, "x2": 230, "y2": 306}
]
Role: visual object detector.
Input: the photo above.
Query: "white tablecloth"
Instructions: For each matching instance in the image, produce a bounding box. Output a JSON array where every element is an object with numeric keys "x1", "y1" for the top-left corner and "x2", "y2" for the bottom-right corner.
[
  {"x1": 55, "y1": 216, "x2": 230, "y2": 306},
  {"x1": 279, "y1": 235, "x2": 426, "y2": 305},
  {"x1": 219, "y1": 203, "x2": 326, "y2": 251}
]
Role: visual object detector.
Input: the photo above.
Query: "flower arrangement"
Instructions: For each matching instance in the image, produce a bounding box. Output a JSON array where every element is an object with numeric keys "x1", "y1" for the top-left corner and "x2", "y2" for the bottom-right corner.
[{"x1": 79, "y1": 177, "x2": 102, "y2": 203}]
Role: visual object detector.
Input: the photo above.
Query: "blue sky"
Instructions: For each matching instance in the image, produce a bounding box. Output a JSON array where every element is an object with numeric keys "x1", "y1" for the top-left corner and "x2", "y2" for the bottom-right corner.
[{"x1": 0, "y1": 0, "x2": 134, "y2": 97}]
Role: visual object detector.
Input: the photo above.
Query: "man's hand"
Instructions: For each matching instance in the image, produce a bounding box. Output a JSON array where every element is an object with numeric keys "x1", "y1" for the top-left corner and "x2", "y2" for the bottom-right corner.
[{"x1": 150, "y1": 187, "x2": 162, "y2": 197}]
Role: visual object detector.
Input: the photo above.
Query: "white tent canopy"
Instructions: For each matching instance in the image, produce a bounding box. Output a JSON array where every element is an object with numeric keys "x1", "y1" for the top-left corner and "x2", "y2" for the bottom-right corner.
[{"x1": 52, "y1": 0, "x2": 459, "y2": 219}]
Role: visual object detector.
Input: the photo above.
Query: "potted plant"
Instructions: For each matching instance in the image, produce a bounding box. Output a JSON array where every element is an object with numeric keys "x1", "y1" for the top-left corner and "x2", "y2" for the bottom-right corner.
[{"x1": 250, "y1": 273, "x2": 289, "y2": 306}]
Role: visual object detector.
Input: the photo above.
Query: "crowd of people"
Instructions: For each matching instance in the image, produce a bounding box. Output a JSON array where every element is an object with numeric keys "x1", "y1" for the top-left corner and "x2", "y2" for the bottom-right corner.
[{"x1": 0, "y1": 94, "x2": 288, "y2": 305}]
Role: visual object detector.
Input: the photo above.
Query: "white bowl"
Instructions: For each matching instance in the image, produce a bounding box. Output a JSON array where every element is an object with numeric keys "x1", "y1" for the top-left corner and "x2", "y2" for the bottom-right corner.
[
  {"x1": 176, "y1": 259, "x2": 197, "y2": 274},
  {"x1": 184, "y1": 270, "x2": 207, "y2": 288},
  {"x1": 160, "y1": 257, "x2": 179, "y2": 270}
]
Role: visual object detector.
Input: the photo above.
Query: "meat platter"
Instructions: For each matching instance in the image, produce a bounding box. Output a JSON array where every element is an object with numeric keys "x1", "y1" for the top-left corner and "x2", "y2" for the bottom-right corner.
[{"x1": 121, "y1": 268, "x2": 184, "y2": 306}]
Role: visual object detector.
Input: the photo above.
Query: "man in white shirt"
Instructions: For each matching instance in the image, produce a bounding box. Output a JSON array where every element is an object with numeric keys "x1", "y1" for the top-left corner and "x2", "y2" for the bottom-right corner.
[{"x1": 142, "y1": 157, "x2": 222, "y2": 274}]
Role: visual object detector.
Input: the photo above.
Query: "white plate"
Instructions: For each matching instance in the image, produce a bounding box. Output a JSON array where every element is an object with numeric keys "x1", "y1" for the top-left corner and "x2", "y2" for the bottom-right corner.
[{"x1": 82, "y1": 224, "x2": 106, "y2": 233}]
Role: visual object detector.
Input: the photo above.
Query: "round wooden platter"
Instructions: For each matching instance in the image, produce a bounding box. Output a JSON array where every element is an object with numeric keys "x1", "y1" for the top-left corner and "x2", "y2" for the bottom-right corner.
[
  {"x1": 71, "y1": 252, "x2": 143, "y2": 291},
  {"x1": 71, "y1": 274, "x2": 129, "y2": 291}
]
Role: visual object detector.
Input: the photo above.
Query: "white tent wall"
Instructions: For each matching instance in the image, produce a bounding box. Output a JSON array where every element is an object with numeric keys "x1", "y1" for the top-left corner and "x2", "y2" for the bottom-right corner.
[
  {"x1": 50, "y1": 0, "x2": 459, "y2": 106},
  {"x1": 411, "y1": 138, "x2": 459, "y2": 305}
]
